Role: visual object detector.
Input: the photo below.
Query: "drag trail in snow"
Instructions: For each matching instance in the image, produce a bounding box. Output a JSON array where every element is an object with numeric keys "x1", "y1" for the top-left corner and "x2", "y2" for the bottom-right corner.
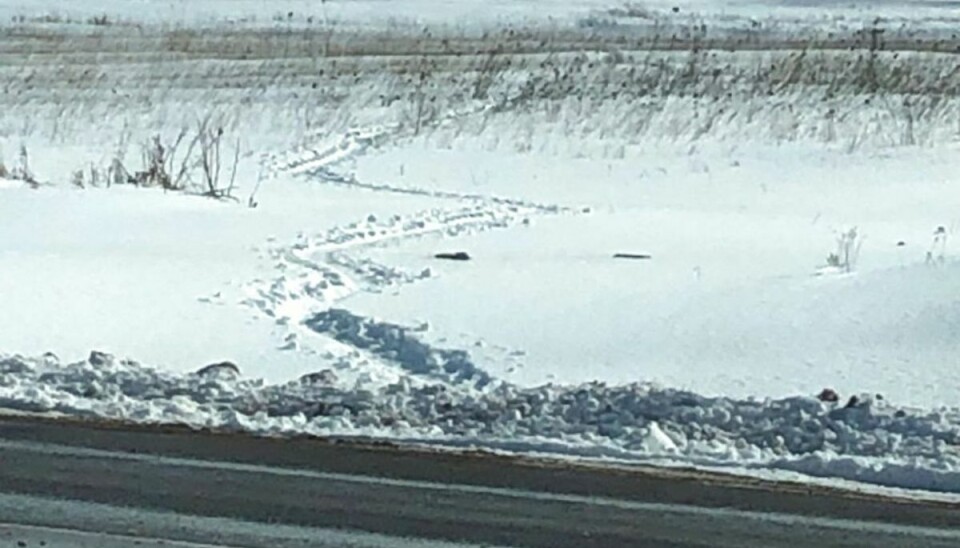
[
  {"x1": 344, "y1": 137, "x2": 960, "y2": 405},
  {"x1": 3, "y1": 0, "x2": 960, "y2": 499},
  {"x1": 243, "y1": 112, "x2": 575, "y2": 353}
]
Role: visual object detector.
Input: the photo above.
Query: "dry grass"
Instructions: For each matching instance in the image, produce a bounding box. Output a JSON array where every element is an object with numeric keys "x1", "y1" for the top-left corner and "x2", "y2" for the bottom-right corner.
[
  {"x1": 2, "y1": 16, "x2": 960, "y2": 60},
  {"x1": 2, "y1": 19, "x2": 960, "y2": 190}
]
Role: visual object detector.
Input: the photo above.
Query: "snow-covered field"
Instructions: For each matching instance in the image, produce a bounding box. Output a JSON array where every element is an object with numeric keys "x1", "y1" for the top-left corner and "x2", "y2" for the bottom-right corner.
[
  {"x1": 347, "y1": 143, "x2": 960, "y2": 404},
  {"x1": 2, "y1": 1, "x2": 960, "y2": 497}
]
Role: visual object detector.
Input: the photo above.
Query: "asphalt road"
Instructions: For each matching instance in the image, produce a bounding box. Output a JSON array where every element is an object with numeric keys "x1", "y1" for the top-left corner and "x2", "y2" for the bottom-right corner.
[{"x1": 0, "y1": 416, "x2": 958, "y2": 548}]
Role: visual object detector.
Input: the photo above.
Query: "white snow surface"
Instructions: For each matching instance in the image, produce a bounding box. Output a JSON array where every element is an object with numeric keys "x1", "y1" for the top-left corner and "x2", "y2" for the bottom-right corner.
[
  {"x1": 0, "y1": 178, "x2": 438, "y2": 384},
  {"x1": 347, "y1": 143, "x2": 960, "y2": 406},
  {"x1": 5, "y1": 103, "x2": 960, "y2": 497},
  {"x1": 3, "y1": 0, "x2": 960, "y2": 497}
]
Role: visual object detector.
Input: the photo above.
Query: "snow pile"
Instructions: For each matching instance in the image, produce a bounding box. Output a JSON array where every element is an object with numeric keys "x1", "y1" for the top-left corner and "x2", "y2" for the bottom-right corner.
[{"x1": 4, "y1": 321, "x2": 960, "y2": 494}]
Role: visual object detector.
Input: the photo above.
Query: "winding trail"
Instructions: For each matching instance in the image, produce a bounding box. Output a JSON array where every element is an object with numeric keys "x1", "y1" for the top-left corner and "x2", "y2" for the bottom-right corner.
[{"x1": 245, "y1": 104, "x2": 574, "y2": 327}]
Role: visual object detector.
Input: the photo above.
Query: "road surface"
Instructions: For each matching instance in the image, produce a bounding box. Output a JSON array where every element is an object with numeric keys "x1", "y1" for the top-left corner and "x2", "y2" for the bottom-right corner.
[{"x1": 0, "y1": 415, "x2": 957, "y2": 547}]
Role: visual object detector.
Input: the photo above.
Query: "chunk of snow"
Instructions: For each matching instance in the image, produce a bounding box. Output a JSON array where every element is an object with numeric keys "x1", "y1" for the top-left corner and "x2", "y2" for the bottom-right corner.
[
  {"x1": 644, "y1": 422, "x2": 678, "y2": 454},
  {"x1": 2, "y1": 349, "x2": 960, "y2": 495}
]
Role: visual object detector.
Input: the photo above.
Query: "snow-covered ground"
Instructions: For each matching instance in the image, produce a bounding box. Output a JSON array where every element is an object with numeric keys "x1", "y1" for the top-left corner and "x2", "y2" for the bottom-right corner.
[
  {"x1": 346, "y1": 143, "x2": 960, "y2": 406},
  {"x1": 2, "y1": 1, "x2": 960, "y2": 497}
]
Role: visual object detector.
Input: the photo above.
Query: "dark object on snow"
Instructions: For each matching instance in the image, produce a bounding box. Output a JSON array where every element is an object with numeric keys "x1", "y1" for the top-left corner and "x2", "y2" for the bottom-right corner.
[
  {"x1": 300, "y1": 369, "x2": 338, "y2": 385},
  {"x1": 896, "y1": 241, "x2": 906, "y2": 247},
  {"x1": 844, "y1": 395, "x2": 860, "y2": 409},
  {"x1": 435, "y1": 252, "x2": 471, "y2": 261},
  {"x1": 894, "y1": 409, "x2": 907, "y2": 418},
  {"x1": 196, "y1": 361, "x2": 241, "y2": 378},
  {"x1": 88, "y1": 350, "x2": 113, "y2": 366},
  {"x1": 613, "y1": 253, "x2": 652, "y2": 260},
  {"x1": 817, "y1": 388, "x2": 839, "y2": 403},
  {"x1": 875, "y1": 393, "x2": 884, "y2": 401}
]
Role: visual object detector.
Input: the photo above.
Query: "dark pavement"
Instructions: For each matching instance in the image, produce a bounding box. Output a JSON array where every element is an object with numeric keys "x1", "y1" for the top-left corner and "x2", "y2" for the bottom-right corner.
[{"x1": 0, "y1": 416, "x2": 957, "y2": 547}]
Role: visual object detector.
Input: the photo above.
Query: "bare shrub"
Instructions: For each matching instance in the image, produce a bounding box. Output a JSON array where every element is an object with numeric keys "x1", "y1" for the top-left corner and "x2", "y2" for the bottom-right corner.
[
  {"x1": 826, "y1": 227, "x2": 862, "y2": 272},
  {"x1": 397, "y1": 58, "x2": 440, "y2": 136},
  {"x1": 88, "y1": 164, "x2": 103, "y2": 187},
  {"x1": 109, "y1": 157, "x2": 130, "y2": 187},
  {"x1": 926, "y1": 226, "x2": 948, "y2": 265},
  {"x1": 196, "y1": 117, "x2": 239, "y2": 199},
  {"x1": 7, "y1": 145, "x2": 37, "y2": 187},
  {"x1": 71, "y1": 169, "x2": 85, "y2": 188},
  {"x1": 197, "y1": 118, "x2": 223, "y2": 195},
  {"x1": 130, "y1": 135, "x2": 173, "y2": 188},
  {"x1": 472, "y1": 49, "x2": 508, "y2": 100},
  {"x1": 99, "y1": 119, "x2": 239, "y2": 200}
]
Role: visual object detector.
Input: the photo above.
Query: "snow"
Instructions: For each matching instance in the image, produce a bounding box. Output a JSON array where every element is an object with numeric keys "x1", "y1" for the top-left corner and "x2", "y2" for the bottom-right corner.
[
  {"x1": 2, "y1": 0, "x2": 960, "y2": 497},
  {"x1": 0, "y1": 180, "x2": 437, "y2": 385},
  {"x1": 343, "y1": 143, "x2": 960, "y2": 405},
  {"x1": 3, "y1": 344, "x2": 960, "y2": 497}
]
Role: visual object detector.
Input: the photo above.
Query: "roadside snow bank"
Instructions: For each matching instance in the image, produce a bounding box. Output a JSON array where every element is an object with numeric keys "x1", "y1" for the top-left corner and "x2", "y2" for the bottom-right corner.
[{"x1": 3, "y1": 342, "x2": 960, "y2": 495}]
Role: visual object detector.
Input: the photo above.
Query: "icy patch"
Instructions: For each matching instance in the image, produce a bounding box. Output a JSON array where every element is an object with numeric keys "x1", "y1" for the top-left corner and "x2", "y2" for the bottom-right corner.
[{"x1": 3, "y1": 343, "x2": 960, "y2": 495}]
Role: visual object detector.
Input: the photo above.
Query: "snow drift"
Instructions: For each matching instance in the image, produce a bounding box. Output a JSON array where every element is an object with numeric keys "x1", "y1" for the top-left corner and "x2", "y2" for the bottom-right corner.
[{"x1": 3, "y1": 321, "x2": 960, "y2": 496}]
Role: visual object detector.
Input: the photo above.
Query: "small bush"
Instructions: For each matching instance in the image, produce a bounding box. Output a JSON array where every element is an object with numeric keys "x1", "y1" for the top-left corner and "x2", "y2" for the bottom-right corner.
[
  {"x1": 71, "y1": 169, "x2": 85, "y2": 188},
  {"x1": 101, "y1": 120, "x2": 240, "y2": 200},
  {"x1": 130, "y1": 135, "x2": 173, "y2": 188},
  {"x1": 926, "y1": 226, "x2": 948, "y2": 265},
  {"x1": 827, "y1": 227, "x2": 862, "y2": 273},
  {"x1": 6, "y1": 146, "x2": 38, "y2": 187},
  {"x1": 196, "y1": 116, "x2": 240, "y2": 199}
]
